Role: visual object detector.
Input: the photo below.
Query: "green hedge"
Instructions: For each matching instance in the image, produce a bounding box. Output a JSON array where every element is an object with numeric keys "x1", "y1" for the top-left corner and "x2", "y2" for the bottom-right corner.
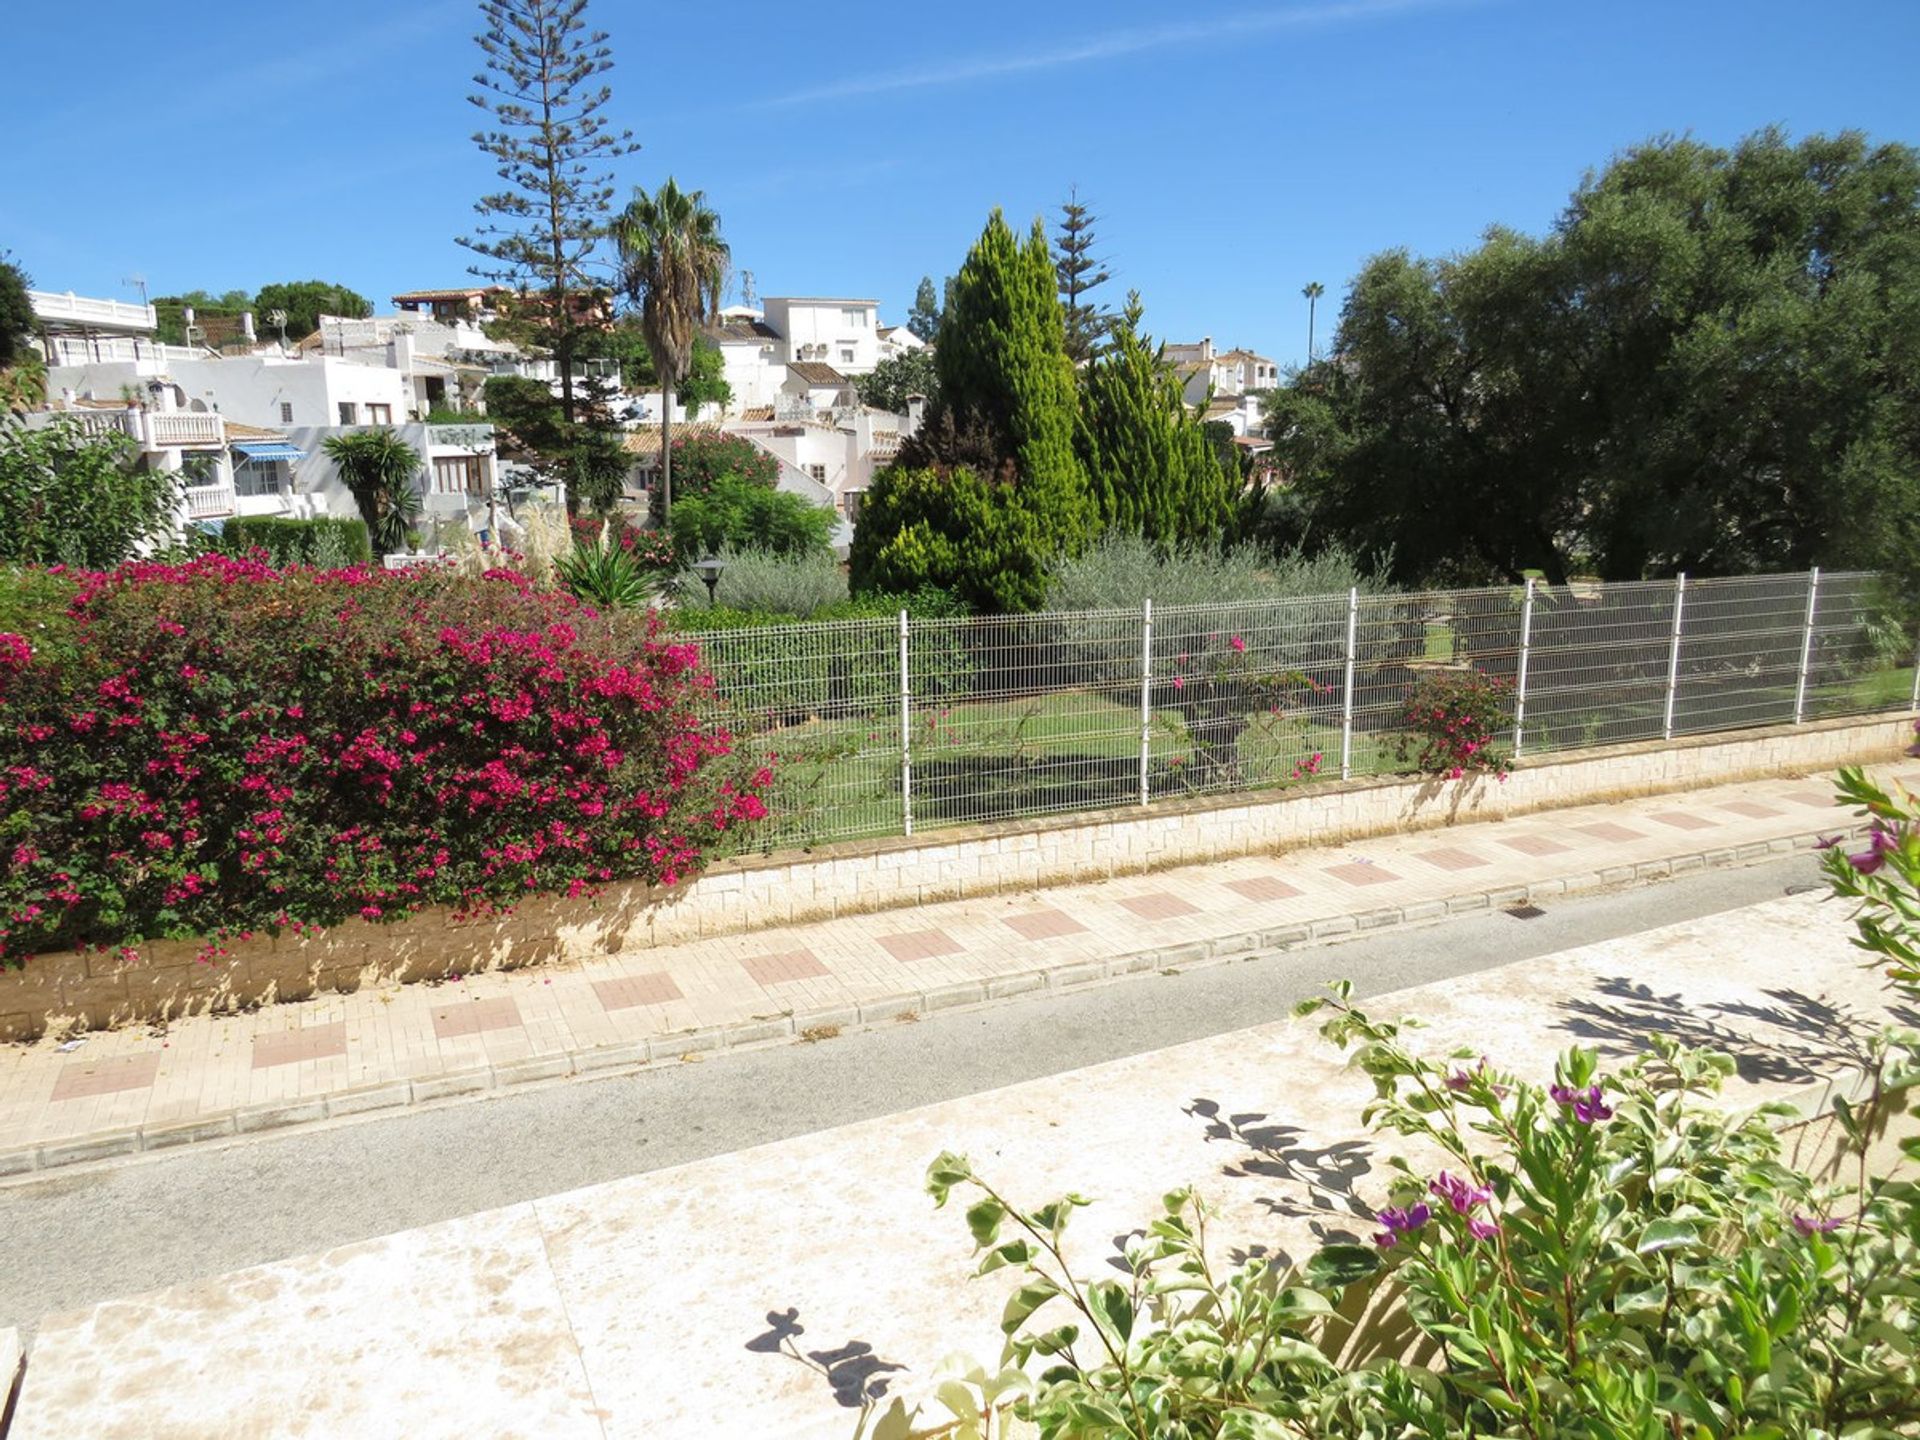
[{"x1": 221, "y1": 516, "x2": 373, "y2": 567}]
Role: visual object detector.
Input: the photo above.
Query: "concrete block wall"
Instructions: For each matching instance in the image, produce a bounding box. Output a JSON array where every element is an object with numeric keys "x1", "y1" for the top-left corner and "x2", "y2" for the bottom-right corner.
[{"x1": 1, "y1": 713, "x2": 1907, "y2": 1040}]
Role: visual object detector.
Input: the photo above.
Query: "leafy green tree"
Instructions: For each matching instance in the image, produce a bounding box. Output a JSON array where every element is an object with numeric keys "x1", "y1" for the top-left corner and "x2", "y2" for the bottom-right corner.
[
  {"x1": 847, "y1": 465, "x2": 1031, "y2": 611},
  {"x1": 854, "y1": 348, "x2": 939, "y2": 414},
  {"x1": 252, "y1": 280, "x2": 372, "y2": 341},
  {"x1": 667, "y1": 431, "x2": 778, "y2": 498},
  {"x1": 1054, "y1": 187, "x2": 1113, "y2": 363},
  {"x1": 1077, "y1": 295, "x2": 1233, "y2": 547},
  {"x1": 322, "y1": 429, "x2": 424, "y2": 555},
  {"x1": 614, "y1": 177, "x2": 730, "y2": 523},
  {"x1": 676, "y1": 337, "x2": 731, "y2": 413},
  {"x1": 0, "y1": 254, "x2": 33, "y2": 370},
  {"x1": 906, "y1": 275, "x2": 940, "y2": 343},
  {"x1": 1271, "y1": 128, "x2": 1920, "y2": 594},
  {"x1": 0, "y1": 417, "x2": 175, "y2": 566},
  {"x1": 667, "y1": 473, "x2": 833, "y2": 558},
  {"x1": 459, "y1": 0, "x2": 639, "y2": 434},
  {"x1": 573, "y1": 315, "x2": 657, "y2": 391},
  {"x1": 152, "y1": 289, "x2": 252, "y2": 346}
]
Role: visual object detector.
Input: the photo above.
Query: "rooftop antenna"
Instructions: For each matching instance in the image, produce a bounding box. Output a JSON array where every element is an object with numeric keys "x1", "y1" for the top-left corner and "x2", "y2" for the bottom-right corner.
[
  {"x1": 122, "y1": 273, "x2": 149, "y2": 305},
  {"x1": 739, "y1": 269, "x2": 756, "y2": 309}
]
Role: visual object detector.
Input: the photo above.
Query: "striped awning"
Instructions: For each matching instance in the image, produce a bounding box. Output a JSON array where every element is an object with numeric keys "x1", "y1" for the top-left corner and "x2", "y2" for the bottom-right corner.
[{"x1": 233, "y1": 441, "x2": 304, "y2": 463}]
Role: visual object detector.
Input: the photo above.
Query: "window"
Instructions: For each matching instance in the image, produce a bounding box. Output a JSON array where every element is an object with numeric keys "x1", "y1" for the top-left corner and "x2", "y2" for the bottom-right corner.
[
  {"x1": 839, "y1": 346, "x2": 855, "y2": 364},
  {"x1": 279, "y1": 402, "x2": 294, "y2": 423},
  {"x1": 337, "y1": 402, "x2": 358, "y2": 424},
  {"x1": 807, "y1": 463, "x2": 827, "y2": 483},
  {"x1": 366, "y1": 403, "x2": 392, "y2": 425},
  {"x1": 235, "y1": 459, "x2": 285, "y2": 498},
  {"x1": 841, "y1": 307, "x2": 868, "y2": 328},
  {"x1": 433, "y1": 455, "x2": 486, "y2": 496},
  {"x1": 844, "y1": 490, "x2": 864, "y2": 522}
]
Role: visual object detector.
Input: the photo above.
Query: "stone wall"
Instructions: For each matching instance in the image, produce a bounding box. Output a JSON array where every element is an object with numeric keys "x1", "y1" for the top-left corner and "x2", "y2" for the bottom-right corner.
[{"x1": 2, "y1": 712, "x2": 1907, "y2": 1040}]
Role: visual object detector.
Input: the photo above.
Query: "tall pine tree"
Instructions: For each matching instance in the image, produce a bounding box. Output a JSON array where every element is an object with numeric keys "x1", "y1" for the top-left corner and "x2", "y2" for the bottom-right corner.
[
  {"x1": 459, "y1": 0, "x2": 638, "y2": 430},
  {"x1": 1078, "y1": 295, "x2": 1233, "y2": 546},
  {"x1": 1054, "y1": 187, "x2": 1113, "y2": 363}
]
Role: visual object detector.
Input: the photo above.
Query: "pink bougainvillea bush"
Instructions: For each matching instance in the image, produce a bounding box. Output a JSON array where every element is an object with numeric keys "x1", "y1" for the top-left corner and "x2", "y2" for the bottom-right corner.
[
  {"x1": 1397, "y1": 667, "x2": 1514, "y2": 780},
  {"x1": 0, "y1": 554, "x2": 769, "y2": 966}
]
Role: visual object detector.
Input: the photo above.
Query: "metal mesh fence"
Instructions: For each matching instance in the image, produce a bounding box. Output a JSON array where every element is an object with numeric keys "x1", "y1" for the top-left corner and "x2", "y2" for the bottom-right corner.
[{"x1": 692, "y1": 570, "x2": 1916, "y2": 849}]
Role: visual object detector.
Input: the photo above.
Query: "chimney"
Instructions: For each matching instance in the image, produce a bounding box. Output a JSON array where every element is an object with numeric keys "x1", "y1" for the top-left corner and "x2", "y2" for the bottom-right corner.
[
  {"x1": 387, "y1": 331, "x2": 416, "y2": 373},
  {"x1": 242, "y1": 311, "x2": 257, "y2": 343},
  {"x1": 904, "y1": 393, "x2": 926, "y2": 436}
]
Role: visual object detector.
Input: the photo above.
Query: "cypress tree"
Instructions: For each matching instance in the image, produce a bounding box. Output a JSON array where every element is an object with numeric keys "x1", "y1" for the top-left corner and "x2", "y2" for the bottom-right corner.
[{"x1": 1078, "y1": 295, "x2": 1233, "y2": 547}]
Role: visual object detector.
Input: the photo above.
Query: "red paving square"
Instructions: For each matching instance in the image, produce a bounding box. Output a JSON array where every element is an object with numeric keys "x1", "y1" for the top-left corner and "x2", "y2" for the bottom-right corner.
[
  {"x1": 430, "y1": 996, "x2": 525, "y2": 1039},
  {"x1": 593, "y1": 973, "x2": 684, "y2": 1011},
  {"x1": 1003, "y1": 908, "x2": 1087, "y2": 941},
  {"x1": 49, "y1": 1052, "x2": 161, "y2": 1103},
  {"x1": 1784, "y1": 789, "x2": 1843, "y2": 809},
  {"x1": 1224, "y1": 876, "x2": 1303, "y2": 903},
  {"x1": 1500, "y1": 834, "x2": 1573, "y2": 857},
  {"x1": 1575, "y1": 822, "x2": 1646, "y2": 844},
  {"x1": 1719, "y1": 800, "x2": 1785, "y2": 819},
  {"x1": 1324, "y1": 861, "x2": 1401, "y2": 886},
  {"x1": 877, "y1": 928, "x2": 964, "y2": 962},
  {"x1": 1648, "y1": 811, "x2": 1717, "y2": 832},
  {"x1": 1415, "y1": 846, "x2": 1490, "y2": 871},
  {"x1": 739, "y1": 949, "x2": 830, "y2": 986},
  {"x1": 1119, "y1": 892, "x2": 1201, "y2": 921},
  {"x1": 250, "y1": 1022, "x2": 348, "y2": 1070}
]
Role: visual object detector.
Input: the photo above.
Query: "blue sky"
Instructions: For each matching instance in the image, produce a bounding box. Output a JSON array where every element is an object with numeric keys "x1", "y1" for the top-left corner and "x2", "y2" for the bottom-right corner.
[{"x1": 5, "y1": 0, "x2": 1916, "y2": 368}]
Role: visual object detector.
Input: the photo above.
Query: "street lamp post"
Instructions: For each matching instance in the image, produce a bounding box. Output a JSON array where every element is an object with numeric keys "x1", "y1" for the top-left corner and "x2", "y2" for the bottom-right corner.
[{"x1": 692, "y1": 553, "x2": 726, "y2": 607}]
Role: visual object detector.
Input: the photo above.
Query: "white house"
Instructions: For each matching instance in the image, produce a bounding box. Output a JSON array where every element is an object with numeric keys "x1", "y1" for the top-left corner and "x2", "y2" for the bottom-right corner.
[
  {"x1": 778, "y1": 362, "x2": 856, "y2": 418},
  {"x1": 1163, "y1": 337, "x2": 1278, "y2": 435},
  {"x1": 876, "y1": 324, "x2": 925, "y2": 363},
  {"x1": 704, "y1": 315, "x2": 787, "y2": 413},
  {"x1": 759, "y1": 297, "x2": 882, "y2": 375}
]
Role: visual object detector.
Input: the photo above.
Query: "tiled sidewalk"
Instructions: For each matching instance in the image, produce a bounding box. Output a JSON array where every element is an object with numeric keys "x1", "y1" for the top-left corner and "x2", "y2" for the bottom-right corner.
[{"x1": 0, "y1": 767, "x2": 1903, "y2": 1172}]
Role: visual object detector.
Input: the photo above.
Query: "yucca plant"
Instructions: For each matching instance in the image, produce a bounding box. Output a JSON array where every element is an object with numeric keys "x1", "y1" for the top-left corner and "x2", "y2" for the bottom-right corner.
[{"x1": 554, "y1": 541, "x2": 656, "y2": 609}]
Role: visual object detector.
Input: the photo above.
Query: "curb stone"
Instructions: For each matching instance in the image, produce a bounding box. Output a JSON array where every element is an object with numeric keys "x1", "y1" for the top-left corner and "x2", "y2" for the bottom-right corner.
[{"x1": 0, "y1": 822, "x2": 1866, "y2": 1180}]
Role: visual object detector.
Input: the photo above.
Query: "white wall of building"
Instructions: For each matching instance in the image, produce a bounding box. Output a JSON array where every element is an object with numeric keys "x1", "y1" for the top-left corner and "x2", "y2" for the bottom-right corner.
[
  {"x1": 49, "y1": 355, "x2": 413, "y2": 430},
  {"x1": 761, "y1": 298, "x2": 881, "y2": 374}
]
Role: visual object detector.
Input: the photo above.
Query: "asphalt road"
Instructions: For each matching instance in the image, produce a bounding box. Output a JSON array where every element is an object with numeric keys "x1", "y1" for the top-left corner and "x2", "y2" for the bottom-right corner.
[{"x1": 0, "y1": 853, "x2": 1825, "y2": 1340}]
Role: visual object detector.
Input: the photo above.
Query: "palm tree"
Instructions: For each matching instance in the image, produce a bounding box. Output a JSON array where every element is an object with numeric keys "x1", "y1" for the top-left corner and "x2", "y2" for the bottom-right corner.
[
  {"x1": 1301, "y1": 281, "x2": 1325, "y2": 363},
  {"x1": 322, "y1": 428, "x2": 422, "y2": 556},
  {"x1": 613, "y1": 178, "x2": 729, "y2": 526}
]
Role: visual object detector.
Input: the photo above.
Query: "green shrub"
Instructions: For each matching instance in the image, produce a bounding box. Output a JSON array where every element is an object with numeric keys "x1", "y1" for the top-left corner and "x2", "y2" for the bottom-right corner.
[
  {"x1": 667, "y1": 475, "x2": 835, "y2": 559},
  {"x1": 1046, "y1": 532, "x2": 1385, "y2": 610},
  {"x1": 221, "y1": 516, "x2": 373, "y2": 567},
  {"x1": 670, "y1": 547, "x2": 848, "y2": 618},
  {"x1": 0, "y1": 416, "x2": 176, "y2": 568},
  {"x1": 850, "y1": 465, "x2": 1053, "y2": 613},
  {"x1": 660, "y1": 432, "x2": 779, "y2": 501},
  {"x1": 920, "y1": 985, "x2": 1920, "y2": 1439},
  {"x1": 553, "y1": 542, "x2": 660, "y2": 609}
]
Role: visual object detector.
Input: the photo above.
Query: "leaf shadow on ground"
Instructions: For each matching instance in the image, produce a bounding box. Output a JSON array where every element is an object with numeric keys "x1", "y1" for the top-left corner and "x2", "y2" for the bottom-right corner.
[
  {"x1": 1184, "y1": 1097, "x2": 1376, "y2": 1268},
  {"x1": 1557, "y1": 979, "x2": 1887, "y2": 1084},
  {"x1": 745, "y1": 1305, "x2": 906, "y2": 1409}
]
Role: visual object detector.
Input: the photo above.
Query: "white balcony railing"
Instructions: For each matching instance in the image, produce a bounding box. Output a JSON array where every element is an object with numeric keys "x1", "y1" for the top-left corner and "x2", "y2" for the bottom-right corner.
[
  {"x1": 29, "y1": 290, "x2": 157, "y2": 332},
  {"x1": 146, "y1": 411, "x2": 225, "y2": 447},
  {"x1": 184, "y1": 484, "x2": 237, "y2": 520}
]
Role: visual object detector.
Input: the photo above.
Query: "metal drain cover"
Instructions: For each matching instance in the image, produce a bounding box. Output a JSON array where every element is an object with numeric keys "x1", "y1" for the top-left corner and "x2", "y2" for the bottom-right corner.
[{"x1": 1504, "y1": 904, "x2": 1547, "y2": 920}]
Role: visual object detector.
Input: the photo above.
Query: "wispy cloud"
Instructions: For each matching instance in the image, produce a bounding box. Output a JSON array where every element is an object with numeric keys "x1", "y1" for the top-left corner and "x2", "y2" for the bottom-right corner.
[{"x1": 754, "y1": 0, "x2": 1473, "y2": 108}]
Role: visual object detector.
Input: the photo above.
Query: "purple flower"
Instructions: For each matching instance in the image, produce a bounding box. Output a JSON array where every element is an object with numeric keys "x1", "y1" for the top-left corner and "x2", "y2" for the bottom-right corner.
[
  {"x1": 1551, "y1": 1083, "x2": 1614, "y2": 1125},
  {"x1": 1792, "y1": 1213, "x2": 1843, "y2": 1237},
  {"x1": 1429, "y1": 1172, "x2": 1494, "y2": 1215},
  {"x1": 1815, "y1": 834, "x2": 1844, "y2": 851},
  {"x1": 1444, "y1": 1057, "x2": 1510, "y2": 1097},
  {"x1": 1846, "y1": 823, "x2": 1906, "y2": 876},
  {"x1": 1466, "y1": 1216, "x2": 1501, "y2": 1242},
  {"x1": 1372, "y1": 1202, "x2": 1431, "y2": 1248}
]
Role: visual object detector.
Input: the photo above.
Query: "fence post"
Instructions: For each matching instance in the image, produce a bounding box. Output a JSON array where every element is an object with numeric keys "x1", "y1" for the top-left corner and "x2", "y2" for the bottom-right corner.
[
  {"x1": 1794, "y1": 568, "x2": 1819, "y2": 726},
  {"x1": 1139, "y1": 599, "x2": 1153, "y2": 806},
  {"x1": 1339, "y1": 588, "x2": 1359, "y2": 781},
  {"x1": 899, "y1": 610, "x2": 913, "y2": 837},
  {"x1": 1512, "y1": 577, "x2": 1536, "y2": 757},
  {"x1": 1662, "y1": 573, "x2": 1687, "y2": 742},
  {"x1": 1911, "y1": 623, "x2": 1920, "y2": 711}
]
